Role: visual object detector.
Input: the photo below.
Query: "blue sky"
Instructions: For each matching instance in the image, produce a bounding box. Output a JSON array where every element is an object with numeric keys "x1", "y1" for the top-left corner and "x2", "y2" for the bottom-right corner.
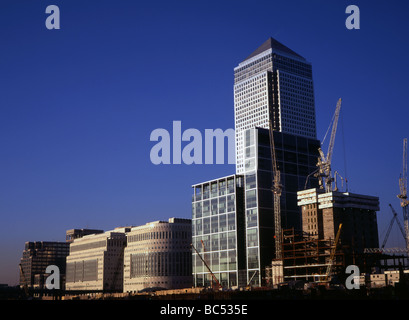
[{"x1": 0, "y1": 0, "x2": 408, "y2": 285}]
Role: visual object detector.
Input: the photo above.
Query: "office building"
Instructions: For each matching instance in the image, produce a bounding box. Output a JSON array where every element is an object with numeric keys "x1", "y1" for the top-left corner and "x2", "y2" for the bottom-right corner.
[
  {"x1": 192, "y1": 174, "x2": 246, "y2": 288},
  {"x1": 241, "y1": 127, "x2": 320, "y2": 285},
  {"x1": 19, "y1": 241, "x2": 70, "y2": 290},
  {"x1": 191, "y1": 127, "x2": 321, "y2": 287},
  {"x1": 65, "y1": 227, "x2": 130, "y2": 292},
  {"x1": 123, "y1": 218, "x2": 192, "y2": 292},
  {"x1": 234, "y1": 37, "x2": 317, "y2": 174}
]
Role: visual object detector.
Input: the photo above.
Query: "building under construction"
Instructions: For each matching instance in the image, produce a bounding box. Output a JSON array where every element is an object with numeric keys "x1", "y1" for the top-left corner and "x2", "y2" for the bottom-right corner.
[
  {"x1": 266, "y1": 187, "x2": 382, "y2": 286},
  {"x1": 266, "y1": 228, "x2": 347, "y2": 285},
  {"x1": 298, "y1": 188, "x2": 380, "y2": 254}
]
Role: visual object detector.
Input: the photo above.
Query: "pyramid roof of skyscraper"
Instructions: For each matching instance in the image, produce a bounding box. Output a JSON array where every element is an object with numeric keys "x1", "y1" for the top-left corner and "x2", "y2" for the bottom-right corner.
[{"x1": 244, "y1": 37, "x2": 305, "y2": 61}]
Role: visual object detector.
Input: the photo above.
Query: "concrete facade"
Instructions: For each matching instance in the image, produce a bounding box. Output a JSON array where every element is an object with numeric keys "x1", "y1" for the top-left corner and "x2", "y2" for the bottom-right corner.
[
  {"x1": 123, "y1": 218, "x2": 192, "y2": 293},
  {"x1": 65, "y1": 228, "x2": 130, "y2": 292}
]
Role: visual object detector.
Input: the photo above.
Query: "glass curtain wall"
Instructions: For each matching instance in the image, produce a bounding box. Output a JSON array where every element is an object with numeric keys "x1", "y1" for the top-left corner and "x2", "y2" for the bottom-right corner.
[{"x1": 192, "y1": 175, "x2": 244, "y2": 288}]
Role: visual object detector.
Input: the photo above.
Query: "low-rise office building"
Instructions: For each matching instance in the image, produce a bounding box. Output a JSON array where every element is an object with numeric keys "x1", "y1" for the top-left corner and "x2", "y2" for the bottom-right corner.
[
  {"x1": 123, "y1": 218, "x2": 192, "y2": 293},
  {"x1": 192, "y1": 174, "x2": 246, "y2": 288},
  {"x1": 65, "y1": 227, "x2": 130, "y2": 292},
  {"x1": 19, "y1": 241, "x2": 70, "y2": 290}
]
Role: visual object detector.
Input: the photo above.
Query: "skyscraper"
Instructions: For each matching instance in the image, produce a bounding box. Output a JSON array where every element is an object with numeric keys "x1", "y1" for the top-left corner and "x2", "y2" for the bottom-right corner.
[
  {"x1": 234, "y1": 37, "x2": 317, "y2": 174},
  {"x1": 191, "y1": 37, "x2": 321, "y2": 287}
]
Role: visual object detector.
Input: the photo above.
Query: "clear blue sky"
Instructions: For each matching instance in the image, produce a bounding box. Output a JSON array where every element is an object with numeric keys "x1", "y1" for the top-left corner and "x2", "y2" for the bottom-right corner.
[{"x1": 0, "y1": 0, "x2": 408, "y2": 285}]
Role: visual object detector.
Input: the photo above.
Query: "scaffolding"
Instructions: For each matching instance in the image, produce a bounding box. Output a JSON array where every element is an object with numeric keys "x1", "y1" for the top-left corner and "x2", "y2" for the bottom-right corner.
[{"x1": 266, "y1": 228, "x2": 346, "y2": 285}]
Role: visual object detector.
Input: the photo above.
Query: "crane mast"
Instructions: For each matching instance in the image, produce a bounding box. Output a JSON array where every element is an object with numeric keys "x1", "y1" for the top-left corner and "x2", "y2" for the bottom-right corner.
[
  {"x1": 397, "y1": 138, "x2": 409, "y2": 250},
  {"x1": 323, "y1": 223, "x2": 343, "y2": 282},
  {"x1": 317, "y1": 98, "x2": 342, "y2": 193},
  {"x1": 269, "y1": 120, "x2": 282, "y2": 260}
]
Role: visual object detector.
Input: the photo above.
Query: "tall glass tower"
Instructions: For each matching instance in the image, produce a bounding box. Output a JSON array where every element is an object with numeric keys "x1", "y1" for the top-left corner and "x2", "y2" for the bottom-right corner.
[{"x1": 234, "y1": 37, "x2": 317, "y2": 174}]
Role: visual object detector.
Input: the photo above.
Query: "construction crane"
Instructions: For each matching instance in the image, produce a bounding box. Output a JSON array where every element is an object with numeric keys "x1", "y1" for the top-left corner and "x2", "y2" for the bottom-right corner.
[
  {"x1": 397, "y1": 138, "x2": 409, "y2": 250},
  {"x1": 316, "y1": 98, "x2": 342, "y2": 193},
  {"x1": 269, "y1": 118, "x2": 282, "y2": 260},
  {"x1": 191, "y1": 242, "x2": 222, "y2": 290},
  {"x1": 322, "y1": 223, "x2": 343, "y2": 282},
  {"x1": 382, "y1": 204, "x2": 407, "y2": 249}
]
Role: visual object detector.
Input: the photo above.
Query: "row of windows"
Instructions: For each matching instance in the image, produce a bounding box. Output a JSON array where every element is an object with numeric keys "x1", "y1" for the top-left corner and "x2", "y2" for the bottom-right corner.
[
  {"x1": 192, "y1": 195, "x2": 236, "y2": 218},
  {"x1": 127, "y1": 230, "x2": 190, "y2": 243},
  {"x1": 192, "y1": 213, "x2": 236, "y2": 236},
  {"x1": 273, "y1": 54, "x2": 312, "y2": 78},
  {"x1": 193, "y1": 178, "x2": 238, "y2": 201},
  {"x1": 193, "y1": 249, "x2": 237, "y2": 273},
  {"x1": 130, "y1": 252, "x2": 191, "y2": 278},
  {"x1": 234, "y1": 53, "x2": 272, "y2": 84},
  {"x1": 66, "y1": 259, "x2": 98, "y2": 283},
  {"x1": 194, "y1": 271, "x2": 238, "y2": 288},
  {"x1": 235, "y1": 105, "x2": 267, "y2": 122},
  {"x1": 236, "y1": 110, "x2": 269, "y2": 127},
  {"x1": 234, "y1": 52, "x2": 312, "y2": 86},
  {"x1": 234, "y1": 72, "x2": 267, "y2": 95},
  {"x1": 192, "y1": 231, "x2": 237, "y2": 253},
  {"x1": 70, "y1": 240, "x2": 107, "y2": 253}
]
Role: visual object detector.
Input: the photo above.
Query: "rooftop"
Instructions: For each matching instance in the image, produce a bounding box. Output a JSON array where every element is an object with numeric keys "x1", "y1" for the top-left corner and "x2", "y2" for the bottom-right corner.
[{"x1": 243, "y1": 37, "x2": 305, "y2": 62}]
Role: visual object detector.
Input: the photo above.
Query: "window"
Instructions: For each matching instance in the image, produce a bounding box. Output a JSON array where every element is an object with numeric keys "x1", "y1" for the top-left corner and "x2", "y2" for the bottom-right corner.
[
  {"x1": 220, "y1": 233, "x2": 227, "y2": 250},
  {"x1": 248, "y1": 247, "x2": 259, "y2": 269},
  {"x1": 211, "y1": 199, "x2": 218, "y2": 215},
  {"x1": 211, "y1": 182, "x2": 218, "y2": 198},
  {"x1": 246, "y1": 190, "x2": 257, "y2": 208},
  {"x1": 195, "y1": 219, "x2": 202, "y2": 236},
  {"x1": 220, "y1": 252, "x2": 228, "y2": 271},
  {"x1": 227, "y1": 232, "x2": 236, "y2": 249},
  {"x1": 246, "y1": 208, "x2": 258, "y2": 228},
  {"x1": 227, "y1": 213, "x2": 236, "y2": 231},
  {"x1": 203, "y1": 200, "x2": 210, "y2": 217},
  {"x1": 218, "y1": 180, "x2": 226, "y2": 196},
  {"x1": 247, "y1": 229, "x2": 258, "y2": 247},
  {"x1": 203, "y1": 184, "x2": 210, "y2": 199},
  {"x1": 228, "y1": 250, "x2": 237, "y2": 270},
  {"x1": 219, "y1": 214, "x2": 227, "y2": 232},
  {"x1": 245, "y1": 173, "x2": 256, "y2": 189},
  {"x1": 195, "y1": 202, "x2": 202, "y2": 218},
  {"x1": 227, "y1": 178, "x2": 235, "y2": 194},
  {"x1": 227, "y1": 195, "x2": 235, "y2": 212},
  {"x1": 211, "y1": 252, "x2": 219, "y2": 271},
  {"x1": 203, "y1": 218, "x2": 210, "y2": 235},
  {"x1": 211, "y1": 216, "x2": 218, "y2": 233},
  {"x1": 219, "y1": 197, "x2": 226, "y2": 214},
  {"x1": 211, "y1": 234, "x2": 219, "y2": 252}
]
